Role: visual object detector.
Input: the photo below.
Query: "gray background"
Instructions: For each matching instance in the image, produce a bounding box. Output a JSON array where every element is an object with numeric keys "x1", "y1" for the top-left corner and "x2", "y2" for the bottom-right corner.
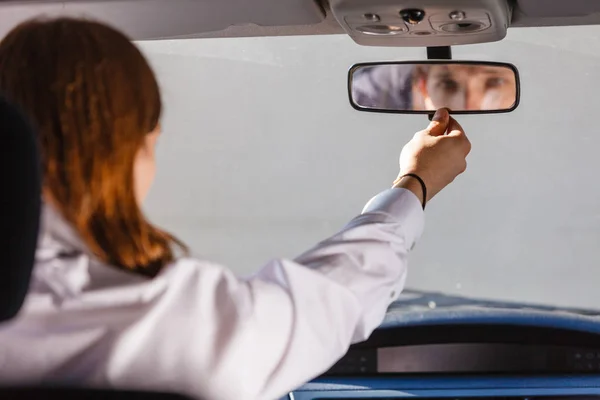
[{"x1": 138, "y1": 26, "x2": 600, "y2": 310}]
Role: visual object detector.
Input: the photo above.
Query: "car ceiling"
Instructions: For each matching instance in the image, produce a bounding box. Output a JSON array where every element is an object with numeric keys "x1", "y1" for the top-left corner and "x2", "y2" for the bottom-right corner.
[{"x1": 0, "y1": 0, "x2": 600, "y2": 41}]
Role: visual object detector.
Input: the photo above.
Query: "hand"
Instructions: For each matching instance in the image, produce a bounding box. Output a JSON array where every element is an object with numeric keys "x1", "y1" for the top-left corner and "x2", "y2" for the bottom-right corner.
[{"x1": 393, "y1": 108, "x2": 471, "y2": 204}]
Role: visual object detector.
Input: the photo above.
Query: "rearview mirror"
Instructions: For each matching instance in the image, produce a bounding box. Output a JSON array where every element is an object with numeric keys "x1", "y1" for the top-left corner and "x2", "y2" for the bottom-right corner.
[{"x1": 348, "y1": 61, "x2": 520, "y2": 115}]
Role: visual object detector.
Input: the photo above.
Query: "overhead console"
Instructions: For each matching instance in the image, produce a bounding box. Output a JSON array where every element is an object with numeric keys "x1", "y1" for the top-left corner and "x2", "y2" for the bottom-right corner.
[
  {"x1": 324, "y1": 324, "x2": 600, "y2": 376},
  {"x1": 330, "y1": 0, "x2": 511, "y2": 46}
]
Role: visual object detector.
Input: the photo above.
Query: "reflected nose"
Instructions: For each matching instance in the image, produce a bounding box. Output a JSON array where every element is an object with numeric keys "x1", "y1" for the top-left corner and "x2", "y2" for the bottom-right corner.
[{"x1": 465, "y1": 90, "x2": 483, "y2": 110}]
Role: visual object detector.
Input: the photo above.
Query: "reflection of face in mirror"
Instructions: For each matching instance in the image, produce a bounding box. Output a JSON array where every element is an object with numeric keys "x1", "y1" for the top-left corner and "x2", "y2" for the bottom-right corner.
[
  {"x1": 412, "y1": 65, "x2": 517, "y2": 111},
  {"x1": 350, "y1": 63, "x2": 519, "y2": 113}
]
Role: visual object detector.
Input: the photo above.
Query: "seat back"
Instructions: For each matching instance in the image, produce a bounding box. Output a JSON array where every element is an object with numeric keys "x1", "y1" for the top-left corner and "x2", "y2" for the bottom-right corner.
[{"x1": 0, "y1": 97, "x2": 41, "y2": 322}]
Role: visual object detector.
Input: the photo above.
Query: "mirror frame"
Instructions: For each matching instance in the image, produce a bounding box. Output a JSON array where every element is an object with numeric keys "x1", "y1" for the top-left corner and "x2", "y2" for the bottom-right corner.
[{"x1": 348, "y1": 60, "x2": 521, "y2": 115}]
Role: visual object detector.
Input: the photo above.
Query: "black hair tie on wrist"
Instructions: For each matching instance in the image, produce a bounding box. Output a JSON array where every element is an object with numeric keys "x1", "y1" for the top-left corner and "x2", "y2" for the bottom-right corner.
[{"x1": 401, "y1": 173, "x2": 427, "y2": 210}]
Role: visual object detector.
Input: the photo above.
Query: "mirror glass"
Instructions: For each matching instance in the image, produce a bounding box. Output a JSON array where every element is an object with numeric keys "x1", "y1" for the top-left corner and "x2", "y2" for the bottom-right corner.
[{"x1": 349, "y1": 62, "x2": 519, "y2": 114}]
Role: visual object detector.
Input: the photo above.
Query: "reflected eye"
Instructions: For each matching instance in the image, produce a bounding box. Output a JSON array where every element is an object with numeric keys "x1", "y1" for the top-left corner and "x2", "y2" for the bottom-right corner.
[
  {"x1": 437, "y1": 78, "x2": 459, "y2": 93},
  {"x1": 486, "y1": 77, "x2": 505, "y2": 89}
]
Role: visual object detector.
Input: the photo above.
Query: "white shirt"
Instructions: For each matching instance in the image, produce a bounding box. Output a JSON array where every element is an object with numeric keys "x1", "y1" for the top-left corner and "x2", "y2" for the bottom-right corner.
[{"x1": 0, "y1": 188, "x2": 424, "y2": 400}]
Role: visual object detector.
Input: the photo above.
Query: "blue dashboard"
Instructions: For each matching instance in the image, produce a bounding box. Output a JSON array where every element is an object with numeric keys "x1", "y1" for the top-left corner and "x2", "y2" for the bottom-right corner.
[
  {"x1": 288, "y1": 290, "x2": 600, "y2": 400},
  {"x1": 293, "y1": 376, "x2": 600, "y2": 399}
]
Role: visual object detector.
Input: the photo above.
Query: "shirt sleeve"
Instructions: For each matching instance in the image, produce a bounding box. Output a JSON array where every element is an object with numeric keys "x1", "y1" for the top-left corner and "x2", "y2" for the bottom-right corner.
[{"x1": 108, "y1": 189, "x2": 424, "y2": 400}]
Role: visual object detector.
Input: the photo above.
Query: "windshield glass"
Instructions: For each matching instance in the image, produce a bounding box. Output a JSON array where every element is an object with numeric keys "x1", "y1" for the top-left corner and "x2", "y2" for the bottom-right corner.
[{"x1": 138, "y1": 26, "x2": 600, "y2": 311}]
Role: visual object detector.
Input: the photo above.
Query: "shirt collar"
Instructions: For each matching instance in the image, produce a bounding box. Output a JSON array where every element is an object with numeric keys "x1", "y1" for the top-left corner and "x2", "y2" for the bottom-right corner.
[
  {"x1": 33, "y1": 204, "x2": 149, "y2": 300},
  {"x1": 37, "y1": 203, "x2": 90, "y2": 257}
]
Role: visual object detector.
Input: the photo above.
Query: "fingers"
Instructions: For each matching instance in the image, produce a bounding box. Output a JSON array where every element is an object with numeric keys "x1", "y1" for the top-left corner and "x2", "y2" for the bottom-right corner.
[
  {"x1": 424, "y1": 108, "x2": 450, "y2": 136},
  {"x1": 446, "y1": 116, "x2": 464, "y2": 137},
  {"x1": 420, "y1": 110, "x2": 471, "y2": 157},
  {"x1": 446, "y1": 116, "x2": 472, "y2": 155}
]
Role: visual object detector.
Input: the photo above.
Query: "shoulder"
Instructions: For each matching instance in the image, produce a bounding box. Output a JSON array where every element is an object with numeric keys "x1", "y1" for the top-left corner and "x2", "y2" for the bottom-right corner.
[
  {"x1": 153, "y1": 258, "x2": 243, "y2": 300},
  {"x1": 160, "y1": 257, "x2": 237, "y2": 284}
]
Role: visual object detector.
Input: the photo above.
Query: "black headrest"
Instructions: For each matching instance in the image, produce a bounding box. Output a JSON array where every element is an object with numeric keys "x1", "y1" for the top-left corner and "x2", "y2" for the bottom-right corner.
[{"x1": 0, "y1": 97, "x2": 41, "y2": 323}]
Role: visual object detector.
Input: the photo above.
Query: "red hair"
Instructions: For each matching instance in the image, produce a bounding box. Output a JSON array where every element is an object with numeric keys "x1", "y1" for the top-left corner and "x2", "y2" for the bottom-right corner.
[{"x1": 0, "y1": 17, "x2": 186, "y2": 276}]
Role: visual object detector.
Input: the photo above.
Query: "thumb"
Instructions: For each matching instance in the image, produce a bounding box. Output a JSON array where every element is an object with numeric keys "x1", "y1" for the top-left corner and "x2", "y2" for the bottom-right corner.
[
  {"x1": 446, "y1": 116, "x2": 465, "y2": 137},
  {"x1": 425, "y1": 108, "x2": 450, "y2": 136}
]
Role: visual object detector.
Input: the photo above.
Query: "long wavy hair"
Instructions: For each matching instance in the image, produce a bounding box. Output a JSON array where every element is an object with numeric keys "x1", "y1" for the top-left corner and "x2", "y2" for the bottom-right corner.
[{"x1": 0, "y1": 17, "x2": 186, "y2": 276}]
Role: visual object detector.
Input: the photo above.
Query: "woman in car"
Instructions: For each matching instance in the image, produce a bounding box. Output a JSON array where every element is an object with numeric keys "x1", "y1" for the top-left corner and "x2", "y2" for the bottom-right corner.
[{"x1": 0, "y1": 17, "x2": 471, "y2": 400}]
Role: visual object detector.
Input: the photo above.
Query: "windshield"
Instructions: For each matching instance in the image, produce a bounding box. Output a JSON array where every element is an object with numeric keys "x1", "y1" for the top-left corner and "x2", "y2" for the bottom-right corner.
[{"x1": 138, "y1": 25, "x2": 600, "y2": 311}]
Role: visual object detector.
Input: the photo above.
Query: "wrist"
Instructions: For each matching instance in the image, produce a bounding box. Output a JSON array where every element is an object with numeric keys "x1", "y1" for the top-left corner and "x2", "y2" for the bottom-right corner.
[{"x1": 393, "y1": 175, "x2": 426, "y2": 208}]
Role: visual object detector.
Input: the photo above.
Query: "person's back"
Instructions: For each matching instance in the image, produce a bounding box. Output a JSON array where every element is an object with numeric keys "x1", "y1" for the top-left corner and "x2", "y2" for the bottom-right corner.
[
  {"x1": 1, "y1": 204, "x2": 253, "y2": 396},
  {"x1": 0, "y1": 17, "x2": 471, "y2": 400}
]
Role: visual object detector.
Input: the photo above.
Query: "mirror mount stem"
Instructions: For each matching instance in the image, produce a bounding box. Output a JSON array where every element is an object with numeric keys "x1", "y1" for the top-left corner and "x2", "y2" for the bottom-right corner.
[{"x1": 427, "y1": 46, "x2": 452, "y2": 60}]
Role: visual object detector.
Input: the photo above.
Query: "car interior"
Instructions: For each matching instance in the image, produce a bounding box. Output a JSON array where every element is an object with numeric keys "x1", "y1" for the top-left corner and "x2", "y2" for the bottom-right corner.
[{"x1": 2, "y1": 0, "x2": 600, "y2": 399}]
